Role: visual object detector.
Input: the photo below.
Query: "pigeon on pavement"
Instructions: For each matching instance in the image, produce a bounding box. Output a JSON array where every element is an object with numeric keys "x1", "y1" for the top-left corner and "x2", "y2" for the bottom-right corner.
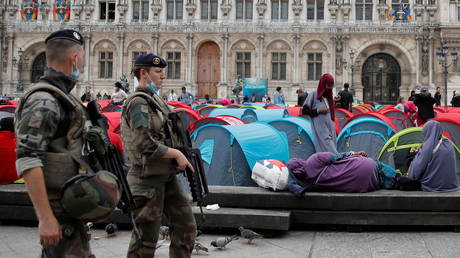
[
  {"x1": 194, "y1": 242, "x2": 209, "y2": 253},
  {"x1": 159, "y1": 225, "x2": 169, "y2": 239},
  {"x1": 238, "y1": 226, "x2": 263, "y2": 244},
  {"x1": 210, "y1": 235, "x2": 239, "y2": 249},
  {"x1": 105, "y1": 223, "x2": 118, "y2": 238}
]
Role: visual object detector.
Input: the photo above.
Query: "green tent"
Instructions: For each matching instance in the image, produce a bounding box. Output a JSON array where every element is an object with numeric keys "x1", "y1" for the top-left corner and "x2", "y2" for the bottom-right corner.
[{"x1": 378, "y1": 127, "x2": 460, "y2": 181}]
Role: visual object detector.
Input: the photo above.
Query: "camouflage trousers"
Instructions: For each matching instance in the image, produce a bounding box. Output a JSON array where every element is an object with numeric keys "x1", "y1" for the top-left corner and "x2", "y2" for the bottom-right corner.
[
  {"x1": 127, "y1": 172, "x2": 197, "y2": 258},
  {"x1": 41, "y1": 216, "x2": 93, "y2": 258}
]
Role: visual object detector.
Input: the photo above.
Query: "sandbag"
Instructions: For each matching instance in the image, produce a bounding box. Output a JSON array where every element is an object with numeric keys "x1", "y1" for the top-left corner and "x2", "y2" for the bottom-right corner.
[{"x1": 251, "y1": 160, "x2": 288, "y2": 191}]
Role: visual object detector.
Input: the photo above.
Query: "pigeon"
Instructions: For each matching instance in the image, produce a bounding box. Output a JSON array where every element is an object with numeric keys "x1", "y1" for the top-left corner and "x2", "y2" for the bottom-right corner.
[
  {"x1": 159, "y1": 225, "x2": 169, "y2": 239},
  {"x1": 210, "y1": 235, "x2": 239, "y2": 249},
  {"x1": 194, "y1": 242, "x2": 209, "y2": 253},
  {"x1": 84, "y1": 222, "x2": 93, "y2": 239},
  {"x1": 105, "y1": 223, "x2": 118, "y2": 238},
  {"x1": 238, "y1": 226, "x2": 263, "y2": 244}
]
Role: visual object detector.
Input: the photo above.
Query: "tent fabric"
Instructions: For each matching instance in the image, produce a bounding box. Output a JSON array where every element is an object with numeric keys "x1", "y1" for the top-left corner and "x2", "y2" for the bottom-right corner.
[
  {"x1": 351, "y1": 106, "x2": 367, "y2": 114},
  {"x1": 191, "y1": 123, "x2": 289, "y2": 186},
  {"x1": 174, "y1": 108, "x2": 200, "y2": 129},
  {"x1": 101, "y1": 105, "x2": 122, "y2": 113},
  {"x1": 0, "y1": 131, "x2": 19, "y2": 184},
  {"x1": 0, "y1": 105, "x2": 16, "y2": 113},
  {"x1": 287, "y1": 107, "x2": 302, "y2": 116},
  {"x1": 96, "y1": 100, "x2": 111, "y2": 110},
  {"x1": 345, "y1": 113, "x2": 398, "y2": 132},
  {"x1": 250, "y1": 109, "x2": 290, "y2": 122},
  {"x1": 209, "y1": 108, "x2": 256, "y2": 121},
  {"x1": 103, "y1": 112, "x2": 121, "y2": 134},
  {"x1": 378, "y1": 127, "x2": 460, "y2": 182},
  {"x1": 188, "y1": 115, "x2": 245, "y2": 133},
  {"x1": 434, "y1": 113, "x2": 460, "y2": 148},
  {"x1": 378, "y1": 127, "x2": 425, "y2": 175},
  {"x1": 380, "y1": 109, "x2": 414, "y2": 131},
  {"x1": 240, "y1": 105, "x2": 265, "y2": 110},
  {"x1": 268, "y1": 117, "x2": 316, "y2": 160},
  {"x1": 334, "y1": 108, "x2": 354, "y2": 133},
  {"x1": 199, "y1": 139, "x2": 214, "y2": 164},
  {"x1": 166, "y1": 101, "x2": 192, "y2": 109},
  {"x1": 265, "y1": 104, "x2": 284, "y2": 109},
  {"x1": 198, "y1": 105, "x2": 224, "y2": 117},
  {"x1": 337, "y1": 117, "x2": 396, "y2": 160}
]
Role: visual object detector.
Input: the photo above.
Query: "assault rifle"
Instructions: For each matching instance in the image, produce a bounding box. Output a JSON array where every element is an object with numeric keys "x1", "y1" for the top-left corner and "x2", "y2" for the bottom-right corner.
[
  {"x1": 168, "y1": 111, "x2": 209, "y2": 221},
  {"x1": 86, "y1": 101, "x2": 140, "y2": 237}
]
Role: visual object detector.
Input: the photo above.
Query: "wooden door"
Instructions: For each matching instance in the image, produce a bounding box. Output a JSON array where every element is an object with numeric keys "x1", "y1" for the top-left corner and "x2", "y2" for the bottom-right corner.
[{"x1": 197, "y1": 42, "x2": 220, "y2": 98}]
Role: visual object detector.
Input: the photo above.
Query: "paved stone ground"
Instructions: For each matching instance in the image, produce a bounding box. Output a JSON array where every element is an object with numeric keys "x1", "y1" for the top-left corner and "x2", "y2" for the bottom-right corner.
[{"x1": 1, "y1": 225, "x2": 460, "y2": 258}]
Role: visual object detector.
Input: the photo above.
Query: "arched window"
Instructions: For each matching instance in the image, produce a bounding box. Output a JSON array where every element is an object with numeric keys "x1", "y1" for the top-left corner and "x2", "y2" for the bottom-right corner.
[{"x1": 31, "y1": 52, "x2": 46, "y2": 83}]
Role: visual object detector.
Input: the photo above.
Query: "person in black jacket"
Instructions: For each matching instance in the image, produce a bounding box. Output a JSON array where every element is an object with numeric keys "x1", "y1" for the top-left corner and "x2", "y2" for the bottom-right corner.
[
  {"x1": 434, "y1": 87, "x2": 442, "y2": 107},
  {"x1": 414, "y1": 87, "x2": 436, "y2": 126},
  {"x1": 451, "y1": 91, "x2": 460, "y2": 107},
  {"x1": 408, "y1": 90, "x2": 416, "y2": 101},
  {"x1": 296, "y1": 88, "x2": 308, "y2": 106},
  {"x1": 337, "y1": 83, "x2": 353, "y2": 111}
]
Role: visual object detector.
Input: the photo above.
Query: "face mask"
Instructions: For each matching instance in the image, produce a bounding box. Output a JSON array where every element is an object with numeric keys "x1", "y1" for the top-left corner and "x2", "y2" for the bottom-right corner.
[
  {"x1": 71, "y1": 56, "x2": 80, "y2": 81},
  {"x1": 146, "y1": 74, "x2": 158, "y2": 95}
]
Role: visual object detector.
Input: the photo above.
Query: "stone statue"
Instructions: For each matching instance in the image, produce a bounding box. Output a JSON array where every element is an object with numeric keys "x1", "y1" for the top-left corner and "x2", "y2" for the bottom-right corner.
[
  {"x1": 16, "y1": 81, "x2": 24, "y2": 92},
  {"x1": 120, "y1": 74, "x2": 130, "y2": 93},
  {"x1": 232, "y1": 75, "x2": 243, "y2": 102}
]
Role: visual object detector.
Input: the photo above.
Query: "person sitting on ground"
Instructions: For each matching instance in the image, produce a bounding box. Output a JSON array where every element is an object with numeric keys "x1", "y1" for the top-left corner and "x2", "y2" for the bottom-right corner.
[
  {"x1": 0, "y1": 117, "x2": 19, "y2": 184},
  {"x1": 407, "y1": 121, "x2": 460, "y2": 192},
  {"x1": 287, "y1": 151, "x2": 419, "y2": 195}
]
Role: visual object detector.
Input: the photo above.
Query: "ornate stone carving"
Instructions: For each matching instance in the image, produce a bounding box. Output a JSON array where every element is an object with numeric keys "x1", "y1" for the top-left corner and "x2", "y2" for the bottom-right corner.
[
  {"x1": 256, "y1": 0, "x2": 267, "y2": 18},
  {"x1": 151, "y1": 0, "x2": 162, "y2": 18},
  {"x1": 426, "y1": 2, "x2": 437, "y2": 19},
  {"x1": 417, "y1": 33, "x2": 430, "y2": 76},
  {"x1": 71, "y1": 4, "x2": 83, "y2": 19},
  {"x1": 413, "y1": 4, "x2": 425, "y2": 18},
  {"x1": 185, "y1": 0, "x2": 196, "y2": 17},
  {"x1": 117, "y1": 4, "x2": 128, "y2": 19},
  {"x1": 220, "y1": 0, "x2": 231, "y2": 17},
  {"x1": 292, "y1": 0, "x2": 302, "y2": 17},
  {"x1": 341, "y1": 3, "x2": 351, "y2": 20},
  {"x1": 328, "y1": 1, "x2": 338, "y2": 20},
  {"x1": 6, "y1": 2, "x2": 18, "y2": 18}
]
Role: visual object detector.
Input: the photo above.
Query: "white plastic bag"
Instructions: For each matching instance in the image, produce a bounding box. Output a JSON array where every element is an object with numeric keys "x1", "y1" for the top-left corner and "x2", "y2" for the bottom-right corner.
[{"x1": 251, "y1": 160, "x2": 289, "y2": 191}]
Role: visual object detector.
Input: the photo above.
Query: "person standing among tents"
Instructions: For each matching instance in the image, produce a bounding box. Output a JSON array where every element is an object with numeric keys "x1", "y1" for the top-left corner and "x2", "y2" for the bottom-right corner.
[
  {"x1": 273, "y1": 87, "x2": 285, "y2": 105},
  {"x1": 451, "y1": 91, "x2": 460, "y2": 107},
  {"x1": 296, "y1": 88, "x2": 308, "y2": 107},
  {"x1": 337, "y1": 83, "x2": 353, "y2": 111},
  {"x1": 302, "y1": 73, "x2": 338, "y2": 153},
  {"x1": 179, "y1": 86, "x2": 194, "y2": 106},
  {"x1": 414, "y1": 86, "x2": 436, "y2": 126},
  {"x1": 408, "y1": 121, "x2": 460, "y2": 192},
  {"x1": 434, "y1": 87, "x2": 442, "y2": 107}
]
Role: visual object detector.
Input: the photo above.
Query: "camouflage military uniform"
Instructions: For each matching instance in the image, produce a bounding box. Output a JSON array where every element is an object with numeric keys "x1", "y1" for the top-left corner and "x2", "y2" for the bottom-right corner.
[
  {"x1": 15, "y1": 67, "x2": 93, "y2": 258},
  {"x1": 121, "y1": 87, "x2": 197, "y2": 258}
]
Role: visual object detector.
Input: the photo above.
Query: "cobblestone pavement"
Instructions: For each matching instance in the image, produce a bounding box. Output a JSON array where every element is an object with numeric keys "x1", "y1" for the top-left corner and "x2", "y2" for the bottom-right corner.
[{"x1": 1, "y1": 225, "x2": 460, "y2": 258}]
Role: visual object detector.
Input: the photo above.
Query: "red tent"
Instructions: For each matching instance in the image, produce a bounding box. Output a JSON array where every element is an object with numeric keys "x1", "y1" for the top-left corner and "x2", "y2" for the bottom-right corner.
[
  {"x1": 188, "y1": 115, "x2": 245, "y2": 133},
  {"x1": 0, "y1": 105, "x2": 16, "y2": 113},
  {"x1": 379, "y1": 109, "x2": 414, "y2": 131},
  {"x1": 166, "y1": 101, "x2": 192, "y2": 109},
  {"x1": 287, "y1": 107, "x2": 302, "y2": 116},
  {"x1": 344, "y1": 112, "x2": 398, "y2": 132},
  {"x1": 102, "y1": 105, "x2": 122, "y2": 113},
  {"x1": 351, "y1": 106, "x2": 368, "y2": 115},
  {"x1": 0, "y1": 131, "x2": 19, "y2": 184},
  {"x1": 96, "y1": 99, "x2": 111, "y2": 110},
  {"x1": 434, "y1": 113, "x2": 460, "y2": 148},
  {"x1": 103, "y1": 112, "x2": 121, "y2": 134},
  {"x1": 335, "y1": 108, "x2": 354, "y2": 132}
]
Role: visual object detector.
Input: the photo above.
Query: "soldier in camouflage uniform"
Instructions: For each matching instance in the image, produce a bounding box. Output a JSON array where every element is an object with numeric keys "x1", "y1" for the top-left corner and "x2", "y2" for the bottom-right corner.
[
  {"x1": 121, "y1": 53, "x2": 197, "y2": 258},
  {"x1": 15, "y1": 29, "x2": 94, "y2": 257}
]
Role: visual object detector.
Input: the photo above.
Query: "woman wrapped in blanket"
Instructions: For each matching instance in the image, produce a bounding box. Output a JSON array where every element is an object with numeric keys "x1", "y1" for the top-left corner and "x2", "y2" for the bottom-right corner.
[
  {"x1": 287, "y1": 151, "x2": 420, "y2": 196},
  {"x1": 408, "y1": 121, "x2": 460, "y2": 192}
]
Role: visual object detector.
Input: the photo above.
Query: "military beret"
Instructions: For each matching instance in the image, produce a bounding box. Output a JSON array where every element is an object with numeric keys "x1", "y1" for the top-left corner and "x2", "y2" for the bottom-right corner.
[
  {"x1": 45, "y1": 29, "x2": 84, "y2": 45},
  {"x1": 134, "y1": 53, "x2": 167, "y2": 68}
]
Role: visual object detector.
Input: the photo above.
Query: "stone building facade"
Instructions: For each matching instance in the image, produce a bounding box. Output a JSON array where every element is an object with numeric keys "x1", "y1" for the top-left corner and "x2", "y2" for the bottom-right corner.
[{"x1": 1, "y1": 0, "x2": 460, "y2": 104}]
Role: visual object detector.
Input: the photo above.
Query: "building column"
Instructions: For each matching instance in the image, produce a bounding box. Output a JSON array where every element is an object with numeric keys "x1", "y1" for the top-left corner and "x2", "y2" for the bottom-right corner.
[
  {"x1": 186, "y1": 33, "x2": 193, "y2": 84},
  {"x1": 218, "y1": 32, "x2": 229, "y2": 98},
  {"x1": 117, "y1": 31, "x2": 125, "y2": 80},
  {"x1": 152, "y1": 31, "x2": 159, "y2": 54},
  {"x1": 79, "y1": 32, "x2": 91, "y2": 98},
  {"x1": 7, "y1": 32, "x2": 15, "y2": 94},
  {"x1": 292, "y1": 33, "x2": 300, "y2": 84},
  {"x1": 257, "y1": 33, "x2": 264, "y2": 78}
]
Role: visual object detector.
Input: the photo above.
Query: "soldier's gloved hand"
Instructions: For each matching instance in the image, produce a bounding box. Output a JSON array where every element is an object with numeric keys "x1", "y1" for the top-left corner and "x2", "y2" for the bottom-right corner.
[{"x1": 39, "y1": 215, "x2": 62, "y2": 246}]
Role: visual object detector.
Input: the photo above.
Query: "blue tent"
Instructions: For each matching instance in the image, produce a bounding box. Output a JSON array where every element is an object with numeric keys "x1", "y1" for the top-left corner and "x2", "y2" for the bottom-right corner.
[
  {"x1": 191, "y1": 123, "x2": 289, "y2": 186},
  {"x1": 208, "y1": 108, "x2": 256, "y2": 121},
  {"x1": 337, "y1": 117, "x2": 396, "y2": 160},
  {"x1": 242, "y1": 109, "x2": 290, "y2": 123},
  {"x1": 268, "y1": 117, "x2": 316, "y2": 160}
]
